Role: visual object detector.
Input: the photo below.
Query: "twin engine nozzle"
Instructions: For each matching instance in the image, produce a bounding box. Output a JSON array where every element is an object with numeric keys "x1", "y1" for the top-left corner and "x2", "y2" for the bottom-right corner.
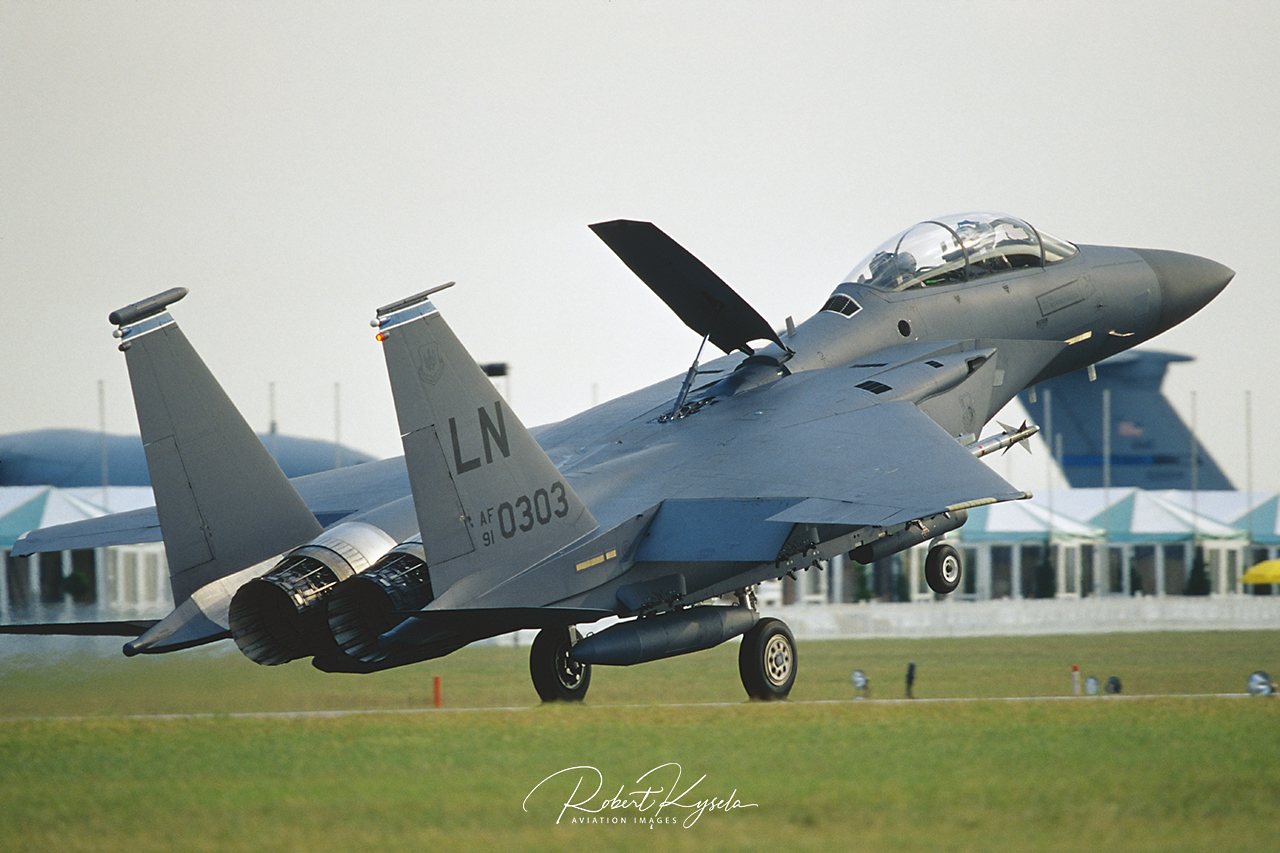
[{"x1": 228, "y1": 522, "x2": 434, "y2": 667}]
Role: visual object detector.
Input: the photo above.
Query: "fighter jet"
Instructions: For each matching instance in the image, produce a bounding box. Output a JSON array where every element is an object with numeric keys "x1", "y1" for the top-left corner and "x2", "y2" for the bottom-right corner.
[{"x1": 6, "y1": 212, "x2": 1232, "y2": 701}]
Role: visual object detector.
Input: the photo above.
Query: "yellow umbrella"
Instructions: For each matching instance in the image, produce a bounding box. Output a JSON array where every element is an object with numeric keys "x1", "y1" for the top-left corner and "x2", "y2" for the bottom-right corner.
[{"x1": 1241, "y1": 559, "x2": 1280, "y2": 584}]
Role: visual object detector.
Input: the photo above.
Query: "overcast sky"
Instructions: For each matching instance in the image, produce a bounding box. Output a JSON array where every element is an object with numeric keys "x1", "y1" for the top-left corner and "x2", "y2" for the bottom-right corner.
[{"x1": 3, "y1": 1, "x2": 1277, "y2": 492}]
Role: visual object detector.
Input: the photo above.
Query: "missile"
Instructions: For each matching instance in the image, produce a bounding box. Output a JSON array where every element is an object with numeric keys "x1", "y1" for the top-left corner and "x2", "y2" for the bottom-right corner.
[
  {"x1": 969, "y1": 420, "x2": 1039, "y2": 458},
  {"x1": 570, "y1": 606, "x2": 758, "y2": 666}
]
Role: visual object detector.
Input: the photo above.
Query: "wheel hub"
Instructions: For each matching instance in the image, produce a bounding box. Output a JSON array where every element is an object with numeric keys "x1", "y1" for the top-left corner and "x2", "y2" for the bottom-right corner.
[
  {"x1": 557, "y1": 646, "x2": 586, "y2": 689},
  {"x1": 764, "y1": 635, "x2": 792, "y2": 686}
]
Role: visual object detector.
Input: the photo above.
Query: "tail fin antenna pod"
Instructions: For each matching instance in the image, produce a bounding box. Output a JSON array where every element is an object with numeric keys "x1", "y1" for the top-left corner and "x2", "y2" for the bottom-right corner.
[
  {"x1": 111, "y1": 290, "x2": 323, "y2": 604},
  {"x1": 374, "y1": 284, "x2": 598, "y2": 595}
]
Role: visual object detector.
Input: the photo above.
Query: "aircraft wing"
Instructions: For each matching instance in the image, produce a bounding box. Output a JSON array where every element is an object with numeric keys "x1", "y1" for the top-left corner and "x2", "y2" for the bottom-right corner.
[
  {"x1": 753, "y1": 399, "x2": 1020, "y2": 526},
  {"x1": 453, "y1": 360, "x2": 1031, "y2": 616},
  {"x1": 657, "y1": 394, "x2": 1024, "y2": 528},
  {"x1": 569, "y1": 345, "x2": 1033, "y2": 534},
  {"x1": 10, "y1": 505, "x2": 161, "y2": 556},
  {"x1": 11, "y1": 456, "x2": 412, "y2": 558}
]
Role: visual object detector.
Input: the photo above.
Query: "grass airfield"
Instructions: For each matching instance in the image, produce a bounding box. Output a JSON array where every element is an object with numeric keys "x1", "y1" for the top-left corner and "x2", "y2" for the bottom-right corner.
[{"x1": 2, "y1": 631, "x2": 1278, "y2": 852}]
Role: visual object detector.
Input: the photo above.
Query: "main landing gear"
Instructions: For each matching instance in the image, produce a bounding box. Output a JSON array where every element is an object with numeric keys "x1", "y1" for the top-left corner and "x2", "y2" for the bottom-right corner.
[
  {"x1": 528, "y1": 543, "x2": 955, "y2": 703},
  {"x1": 738, "y1": 617, "x2": 797, "y2": 701},
  {"x1": 528, "y1": 608, "x2": 800, "y2": 703},
  {"x1": 529, "y1": 625, "x2": 591, "y2": 702},
  {"x1": 925, "y1": 542, "x2": 962, "y2": 594}
]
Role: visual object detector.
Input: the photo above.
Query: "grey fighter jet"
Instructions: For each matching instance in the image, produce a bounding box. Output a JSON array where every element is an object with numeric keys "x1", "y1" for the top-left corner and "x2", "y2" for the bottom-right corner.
[{"x1": 6, "y1": 212, "x2": 1232, "y2": 701}]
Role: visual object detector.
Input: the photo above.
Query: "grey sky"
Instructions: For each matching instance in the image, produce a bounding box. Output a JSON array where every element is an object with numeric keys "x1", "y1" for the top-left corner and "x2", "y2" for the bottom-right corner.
[{"x1": 3, "y1": 1, "x2": 1277, "y2": 490}]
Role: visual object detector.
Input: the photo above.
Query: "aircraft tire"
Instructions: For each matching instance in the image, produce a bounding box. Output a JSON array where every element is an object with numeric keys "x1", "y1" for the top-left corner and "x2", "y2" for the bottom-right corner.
[
  {"x1": 738, "y1": 617, "x2": 796, "y2": 700},
  {"x1": 530, "y1": 625, "x2": 591, "y2": 702},
  {"x1": 925, "y1": 543, "x2": 962, "y2": 594}
]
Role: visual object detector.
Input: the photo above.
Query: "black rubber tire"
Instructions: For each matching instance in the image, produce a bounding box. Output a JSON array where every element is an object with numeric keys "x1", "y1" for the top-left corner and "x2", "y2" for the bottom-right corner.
[
  {"x1": 925, "y1": 543, "x2": 962, "y2": 594},
  {"x1": 738, "y1": 617, "x2": 797, "y2": 700},
  {"x1": 529, "y1": 625, "x2": 591, "y2": 702}
]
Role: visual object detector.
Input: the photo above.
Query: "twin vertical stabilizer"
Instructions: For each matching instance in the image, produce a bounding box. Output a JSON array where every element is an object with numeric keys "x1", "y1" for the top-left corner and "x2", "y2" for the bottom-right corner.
[
  {"x1": 373, "y1": 285, "x2": 598, "y2": 597},
  {"x1": 111, "y1": 290, "x2": 322, "y2": 613}
]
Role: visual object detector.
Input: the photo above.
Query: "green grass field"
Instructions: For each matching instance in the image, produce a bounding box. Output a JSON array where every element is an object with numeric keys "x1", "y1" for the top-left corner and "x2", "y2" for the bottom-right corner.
[{"x1": 2, "y1": 632, "x2": 1278, "y2": 852}]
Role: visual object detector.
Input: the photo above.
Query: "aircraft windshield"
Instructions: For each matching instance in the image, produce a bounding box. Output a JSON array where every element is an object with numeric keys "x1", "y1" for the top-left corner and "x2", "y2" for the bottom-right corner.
[{"x1": 841, "y1": 212, "x2": 1078, "y2": 292}]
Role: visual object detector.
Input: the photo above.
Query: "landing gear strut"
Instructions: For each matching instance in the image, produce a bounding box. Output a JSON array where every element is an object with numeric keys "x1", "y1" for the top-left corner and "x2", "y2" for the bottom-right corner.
[
  {"x1": 738, "y1": 617, "x2": 796, "y2": 700},
  {"x1": 925, "y1": 543, "x2": 962, "y2": 594},
  {"x1": 530, "y1": 625, "x2": 591, "y2": 702}
]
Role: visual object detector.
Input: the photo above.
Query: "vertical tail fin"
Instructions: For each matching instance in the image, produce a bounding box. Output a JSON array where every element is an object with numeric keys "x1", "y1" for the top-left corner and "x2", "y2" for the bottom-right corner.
[
  {"x1": 373, "y1": 285, "x2": 598, "y2": 597},
  {"x1": 111, "y1": 289, "x2": 322, "y2": 604},
  {"x1": 1019, "y1": 350, "x2": 1234, "y2": 490}
]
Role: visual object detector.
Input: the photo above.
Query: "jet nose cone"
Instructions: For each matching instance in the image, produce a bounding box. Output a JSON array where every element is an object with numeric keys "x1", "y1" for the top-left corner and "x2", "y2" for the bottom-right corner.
[{"x1": 1132, "y1": 248, "x2": 1234, "y2": 330}]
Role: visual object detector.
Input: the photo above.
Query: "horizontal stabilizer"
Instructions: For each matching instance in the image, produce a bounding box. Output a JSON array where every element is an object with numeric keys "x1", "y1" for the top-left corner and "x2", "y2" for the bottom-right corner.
[
  {"x1": 123, "y1": 594, "x2": 234, "y2": 655},
  {"x1": 0, "y1": 608, "x2": 232, "y2": 655},
  {"x1": 590, "y1": 220, "x2": 784, "y2": 355},
  {"x1": 0, "y1": 620, "x2": 159, "y2": 638}
]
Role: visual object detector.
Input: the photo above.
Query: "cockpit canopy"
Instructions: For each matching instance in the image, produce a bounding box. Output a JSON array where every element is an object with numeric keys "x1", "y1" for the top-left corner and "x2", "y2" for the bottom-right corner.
[{"x1": 841, "y1": 212, "x2": 1078, "y2": 292}]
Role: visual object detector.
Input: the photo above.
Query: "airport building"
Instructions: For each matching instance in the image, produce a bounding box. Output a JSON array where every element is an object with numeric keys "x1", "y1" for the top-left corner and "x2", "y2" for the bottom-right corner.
[
  {"x1": 775, "y1": 487, "x2": 1278, "y2": 607},
  {"x1": 0, "y1": 486, "x2": 171, "y2": 617},
  {"x1": 5, "y1": 483, "x2": 1278, "y2": 631},
  {"x1": 0, "y1": 429, "x2": 375, "y2": 620}
]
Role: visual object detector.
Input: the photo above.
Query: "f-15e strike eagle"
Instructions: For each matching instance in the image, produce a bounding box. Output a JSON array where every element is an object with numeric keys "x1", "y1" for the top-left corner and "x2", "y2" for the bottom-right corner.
[{"x1": 6, "y1": 212, "x2": 1232, "y2": 701}]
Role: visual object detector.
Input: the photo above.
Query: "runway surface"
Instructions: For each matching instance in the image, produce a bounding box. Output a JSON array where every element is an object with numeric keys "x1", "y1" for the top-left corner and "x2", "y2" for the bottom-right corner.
[{"x1": 1, "y1": 692, "x2": 1255, "y2": 724}]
